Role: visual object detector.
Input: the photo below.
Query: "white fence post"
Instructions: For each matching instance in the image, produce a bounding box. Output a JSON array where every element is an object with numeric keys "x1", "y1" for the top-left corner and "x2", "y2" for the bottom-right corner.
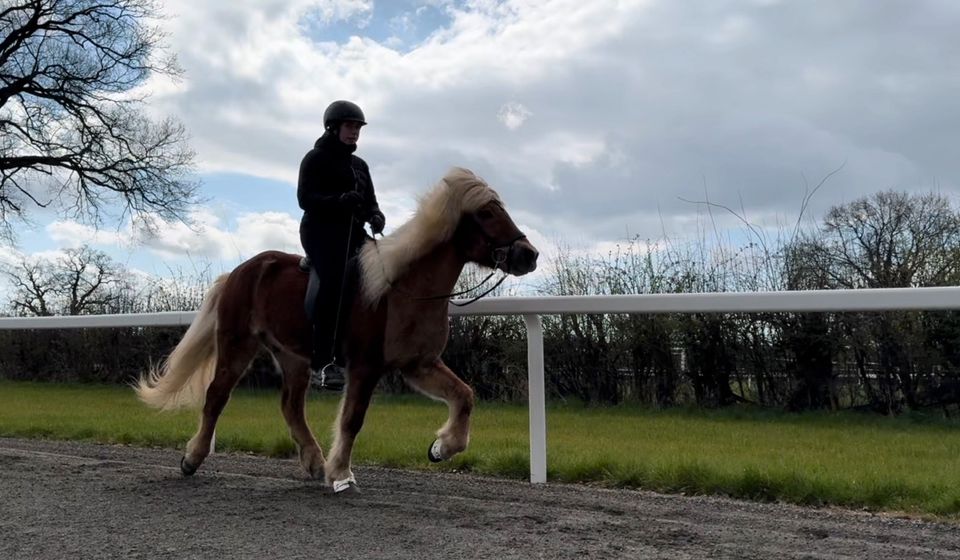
[{"x1": 523, "y1": 314, "x2": 547, "y2": 484}]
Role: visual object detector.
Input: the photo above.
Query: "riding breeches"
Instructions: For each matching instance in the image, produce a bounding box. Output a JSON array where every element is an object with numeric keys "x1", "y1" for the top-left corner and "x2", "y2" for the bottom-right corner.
[{"x1": 299, "y1": 215, "x2": 364, "y2": 363}]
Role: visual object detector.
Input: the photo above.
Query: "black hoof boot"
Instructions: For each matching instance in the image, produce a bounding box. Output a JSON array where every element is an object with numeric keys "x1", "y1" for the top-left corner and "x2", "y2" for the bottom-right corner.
[{"x1": 180, "y1": 456, "x2": 198, "y2": 476}]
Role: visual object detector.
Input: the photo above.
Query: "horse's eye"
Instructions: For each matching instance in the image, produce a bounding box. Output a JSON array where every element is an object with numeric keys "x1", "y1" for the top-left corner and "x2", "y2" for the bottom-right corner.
[{"x1": 477, "y1": 209, "x2": 493, "y2": 220}]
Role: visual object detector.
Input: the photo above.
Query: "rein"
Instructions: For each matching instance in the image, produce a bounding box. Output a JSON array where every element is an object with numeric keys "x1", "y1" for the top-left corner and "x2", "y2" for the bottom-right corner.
[{"x1": 447, "y1": 272, "x2": 510, "y2": 307}]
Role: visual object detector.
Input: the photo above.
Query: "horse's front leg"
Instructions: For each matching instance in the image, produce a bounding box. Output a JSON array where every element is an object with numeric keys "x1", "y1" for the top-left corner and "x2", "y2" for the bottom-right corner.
[
  {"x1": 402, "y1": 359, "x2": 475, "y2": 463},
  {"x1": 325, "y1": 364, "x2": 380, "y2": 492}
]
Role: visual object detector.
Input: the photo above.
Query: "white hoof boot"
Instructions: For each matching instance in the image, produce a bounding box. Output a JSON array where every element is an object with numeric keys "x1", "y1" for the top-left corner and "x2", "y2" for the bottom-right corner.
[
  {"x1": 427, "y1": 439, "x2": 446, "y2": 463},
  {"x1": 333, "y1": 476, "x2": 359, "y2": 494}
]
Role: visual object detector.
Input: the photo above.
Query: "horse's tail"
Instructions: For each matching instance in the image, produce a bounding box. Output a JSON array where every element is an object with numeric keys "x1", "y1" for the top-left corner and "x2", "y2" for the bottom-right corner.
[{"x1": 134, "y1": 274, "x2": 228, "y2": 411}]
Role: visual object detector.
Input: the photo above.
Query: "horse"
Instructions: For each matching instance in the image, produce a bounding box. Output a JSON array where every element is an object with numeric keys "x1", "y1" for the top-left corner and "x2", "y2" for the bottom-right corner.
[{"x1": 134, "y1": 167, "x2": 539, "y2": 492}]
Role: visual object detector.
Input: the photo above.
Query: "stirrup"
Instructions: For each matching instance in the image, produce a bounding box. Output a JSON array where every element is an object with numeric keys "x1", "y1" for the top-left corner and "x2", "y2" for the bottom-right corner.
[{"x1": 315, "y1": 361, "x2": 346, "y2": 391}]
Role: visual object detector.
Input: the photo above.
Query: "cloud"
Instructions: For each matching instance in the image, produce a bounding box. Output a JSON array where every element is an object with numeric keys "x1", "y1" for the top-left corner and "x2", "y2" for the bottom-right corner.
[
  {"x1": 306, "y1": 0, "x2": 374, "y2": 26},
  {"x1": 144, "y1": 0, "x2": 644, "y2": 180},
  {"x1": 133, "y1": 0, "x2": 960, "y2": 252},
  {"x1": 46, "y1": 221, "x2": 127, "y2": 249},
  {"x1": 0, "y1": 245, "x2": 22, "y2": 267},
  {"x1": 133, "y1": 209, "x2": 302, "y2": 261},
  {"x1": 43, "y1": 205, "x2": 301, "y2": 268},
  {"x1": 497, "y1": 101, "x2": 531, "y2": 130}
]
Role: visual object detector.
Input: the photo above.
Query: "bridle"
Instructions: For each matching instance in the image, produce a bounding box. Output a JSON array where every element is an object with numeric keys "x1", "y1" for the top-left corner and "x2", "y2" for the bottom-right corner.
[
  {"x1": 374, "y1": 226, "x2": 528, "y2": 307},
  {"x1": 445, "y1": 231, "x2": 527, "y2": 307}
]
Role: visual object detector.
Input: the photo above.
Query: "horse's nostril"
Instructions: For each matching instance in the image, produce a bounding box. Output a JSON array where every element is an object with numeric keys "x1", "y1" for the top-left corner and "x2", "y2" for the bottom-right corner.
[
  {"x1": 508, "y1": 243, "x2": 539, "y2": 274},
  {"x1": 520, "y1": 246, "x2": 538, "y2": 272}
]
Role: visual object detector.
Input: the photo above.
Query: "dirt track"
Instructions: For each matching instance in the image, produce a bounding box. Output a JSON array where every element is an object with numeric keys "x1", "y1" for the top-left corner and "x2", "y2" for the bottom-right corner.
[{"x1": 1, "y1": 437, "x2": 958, "y2": 559}]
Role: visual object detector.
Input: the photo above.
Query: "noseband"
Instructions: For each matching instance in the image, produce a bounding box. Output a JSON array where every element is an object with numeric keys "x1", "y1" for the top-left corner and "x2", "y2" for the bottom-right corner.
[{"x1": 490, "y1": 233, "x2": 529, "y2": 270}]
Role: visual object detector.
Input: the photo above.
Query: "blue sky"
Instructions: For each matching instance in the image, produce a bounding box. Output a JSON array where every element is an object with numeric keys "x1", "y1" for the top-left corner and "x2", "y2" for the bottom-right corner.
[
  {"x1": 4, "y1": 0, "x2": 960, "y2": 291},
  {"x1": 301, "y1": 0, "x2": 456, "y2": 48}
]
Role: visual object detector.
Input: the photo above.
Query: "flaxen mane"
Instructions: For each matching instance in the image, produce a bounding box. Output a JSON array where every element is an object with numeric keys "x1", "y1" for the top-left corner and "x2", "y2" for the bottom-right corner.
[{"x1": 358, "y1": 167, "x2": 500, "y2": 305}]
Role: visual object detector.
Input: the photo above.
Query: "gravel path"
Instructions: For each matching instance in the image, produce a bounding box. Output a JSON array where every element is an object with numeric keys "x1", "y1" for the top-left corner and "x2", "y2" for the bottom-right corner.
[{"x1": 0, "y1": 437, "x2": 958, "y2": 559}]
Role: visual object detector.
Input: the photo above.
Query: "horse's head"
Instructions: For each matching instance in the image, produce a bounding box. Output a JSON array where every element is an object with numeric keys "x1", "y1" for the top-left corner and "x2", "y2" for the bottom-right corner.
[
  {"x1": 457, "y1": 198, "x2": 539, "y2": 276},
  {"x1": 357, "y1": 168, "x2": 540, "y2": 305}
]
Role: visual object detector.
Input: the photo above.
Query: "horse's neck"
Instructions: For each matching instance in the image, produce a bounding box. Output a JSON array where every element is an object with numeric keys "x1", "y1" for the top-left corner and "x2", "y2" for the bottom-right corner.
[{"x1": 394, "y1": 241, "x2": 465, "y2": 301}]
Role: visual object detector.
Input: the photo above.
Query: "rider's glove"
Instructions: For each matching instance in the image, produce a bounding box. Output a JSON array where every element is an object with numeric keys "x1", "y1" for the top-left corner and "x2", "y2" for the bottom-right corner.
[{"x1": 368, "y1": 211, "x2": 386, "y2": 235}]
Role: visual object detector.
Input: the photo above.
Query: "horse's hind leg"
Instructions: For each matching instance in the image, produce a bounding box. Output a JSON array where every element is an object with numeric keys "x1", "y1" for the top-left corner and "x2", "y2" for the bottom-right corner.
[
  {"x1": 402, "y1": 359, "x2": 475, "y2": 462},
  {"x1": 325, "y1": 365, "x2": 380, "y2": 491},
  {"x1": 276, "y1": 350, "x2": 325, "y2": 479},
  {"x1": 181, "y1": 331, "x2": 259, "y2": 475}
]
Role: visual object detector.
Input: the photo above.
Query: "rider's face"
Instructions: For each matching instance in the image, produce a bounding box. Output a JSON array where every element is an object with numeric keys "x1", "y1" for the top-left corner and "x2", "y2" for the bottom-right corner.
[{"x1": 338, "y1": 121, "x2": 363, "y2": 145}]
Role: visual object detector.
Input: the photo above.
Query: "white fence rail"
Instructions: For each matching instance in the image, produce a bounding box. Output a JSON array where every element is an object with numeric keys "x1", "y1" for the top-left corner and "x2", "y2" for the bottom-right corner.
[{"x1": 3, "y1": 286, "x2": 960, "y2": 483}]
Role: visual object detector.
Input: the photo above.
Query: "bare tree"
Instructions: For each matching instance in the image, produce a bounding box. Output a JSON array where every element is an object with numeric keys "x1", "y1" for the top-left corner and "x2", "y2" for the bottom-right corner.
[
  {"x1": 2, "y1": 252, "x2": 55, "y2": 315},
  {"x1": 56, "y1": 245, "x2": 125, "y2": 314},
  {"x1": 3, "y1": 244, "x2": 126, "y2": 315},
  {"x1": 0, "y1": 0, "x2": 197, "y2": 241},
  {"x1": 806, "y1": 191, "x2": 960, "y2": 410},
  {"x1": 820, "y1": 191, "x2": 960, "y2": 288}
]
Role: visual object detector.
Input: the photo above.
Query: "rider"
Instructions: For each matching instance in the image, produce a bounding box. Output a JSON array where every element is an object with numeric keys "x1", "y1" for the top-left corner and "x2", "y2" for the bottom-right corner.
[{"x1": 297, "y1": 100, "x2": 386, "y2": 390}]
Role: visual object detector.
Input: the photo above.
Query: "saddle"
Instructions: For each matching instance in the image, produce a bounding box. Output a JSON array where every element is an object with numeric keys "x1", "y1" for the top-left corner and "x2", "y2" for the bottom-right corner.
[{"x1": 300, "y1": 256, "x2": 321, "y2": 321}]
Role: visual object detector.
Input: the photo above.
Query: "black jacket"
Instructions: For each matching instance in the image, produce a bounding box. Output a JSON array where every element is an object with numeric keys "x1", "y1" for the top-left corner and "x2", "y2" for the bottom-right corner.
[{"x1": 297, "y1": 131, "x2": 380, "y2": 237}]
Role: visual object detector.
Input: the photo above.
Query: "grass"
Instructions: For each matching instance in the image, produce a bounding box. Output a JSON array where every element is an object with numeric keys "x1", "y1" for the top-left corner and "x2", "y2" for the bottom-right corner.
[{"x1": 2, "y1": 379, "x2": 960, "y2": 518}]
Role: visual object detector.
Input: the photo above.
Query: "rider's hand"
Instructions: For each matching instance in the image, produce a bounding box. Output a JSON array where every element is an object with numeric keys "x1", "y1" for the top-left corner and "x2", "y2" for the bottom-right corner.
[
  {"x1": 339, "y1": 191, "x2": 363, "y2": 210},
  {"x1": 369, "y1": 211, "x2": 385, "y2": 235}
]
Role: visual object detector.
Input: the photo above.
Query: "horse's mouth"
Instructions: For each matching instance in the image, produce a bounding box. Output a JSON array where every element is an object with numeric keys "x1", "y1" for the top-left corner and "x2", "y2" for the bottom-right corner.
[{"x1": 506, "y1": 243, "x2": 539, "y2": 276}]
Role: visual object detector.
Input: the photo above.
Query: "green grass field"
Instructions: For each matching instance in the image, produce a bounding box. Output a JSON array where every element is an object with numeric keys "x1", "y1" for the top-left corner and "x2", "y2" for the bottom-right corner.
[{"x1": 2, "y1": 380, "x2": 960, "y2": 517}]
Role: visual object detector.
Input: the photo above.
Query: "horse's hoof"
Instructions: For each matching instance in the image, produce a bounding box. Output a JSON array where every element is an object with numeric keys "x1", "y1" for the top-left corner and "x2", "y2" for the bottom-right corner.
[
  {"x1": 180, "y1": 456, "x2": 198, "y2": 476},
  {"x1": 300, "y1": 450, "x2": 326, "y2": 480},
  {"x1": 307, "y1": 465, "x2": 325, "y2": 480},
  {"x1": 427, "y1": 439, "x2": 446, "y2": 463},
  {"x1": 332, "y1": 476, "x2": 360, "y2": 494}
]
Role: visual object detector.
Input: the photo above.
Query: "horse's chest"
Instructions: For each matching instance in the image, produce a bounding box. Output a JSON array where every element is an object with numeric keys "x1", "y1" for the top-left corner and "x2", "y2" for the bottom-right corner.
[{"x1": 383, "y1": 304, "x2": 449, "y2": 365}]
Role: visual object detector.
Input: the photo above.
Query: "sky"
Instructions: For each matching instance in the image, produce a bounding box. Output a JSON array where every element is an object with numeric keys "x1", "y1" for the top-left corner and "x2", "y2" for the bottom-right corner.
[{"x1": 5, "y1": 0, "x2": 960, "y2": 290}]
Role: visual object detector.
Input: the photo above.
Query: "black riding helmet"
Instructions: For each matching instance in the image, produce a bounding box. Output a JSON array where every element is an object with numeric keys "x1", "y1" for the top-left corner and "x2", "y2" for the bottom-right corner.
[{"x1": 323, "y1": 100, "x2": 366, "y2": 130}]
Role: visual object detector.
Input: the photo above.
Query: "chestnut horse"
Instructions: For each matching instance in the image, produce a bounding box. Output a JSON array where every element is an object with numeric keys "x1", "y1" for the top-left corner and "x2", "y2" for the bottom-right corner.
[{"x1": 135, "y1": 167, "x2": 539, "y2": 492}]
